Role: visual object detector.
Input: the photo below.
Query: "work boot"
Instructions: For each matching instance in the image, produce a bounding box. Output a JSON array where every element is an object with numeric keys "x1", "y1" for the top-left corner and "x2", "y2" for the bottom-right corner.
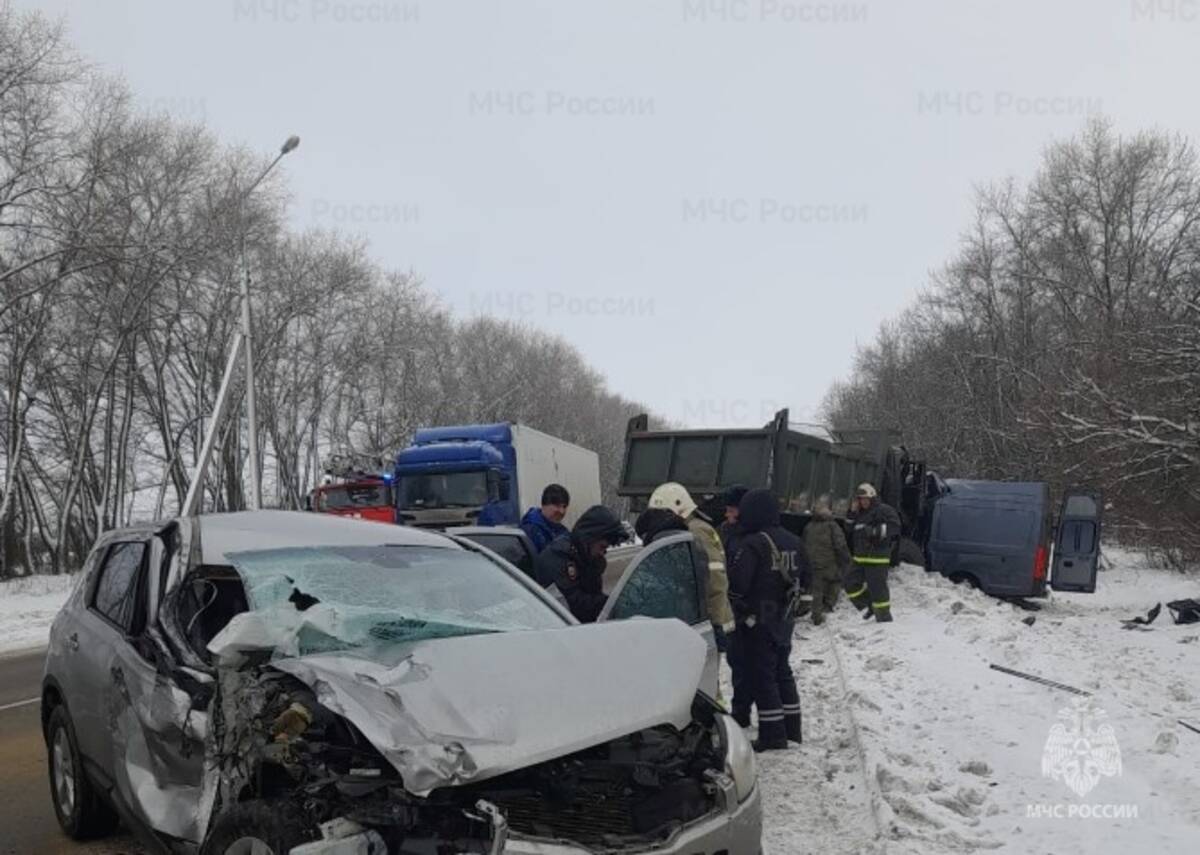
[
  {"x1": 875, "y1": 610, "x2": 894, "y2": 623},
  {"x1": 731, "y1": 707, "x2": 752, "y2": 728},
  {"x1": 862, "y1": 607, "x2": 875, "y2": 621},
  {"x1": 752, "y1": 738, "x2": 790, "y2": 753},
  {"x1": 755, "y1": 714, "x2": 787, "y2": 750},
  {"x1": 784, "y1": 711, "x2": 802, "y2": 744}
]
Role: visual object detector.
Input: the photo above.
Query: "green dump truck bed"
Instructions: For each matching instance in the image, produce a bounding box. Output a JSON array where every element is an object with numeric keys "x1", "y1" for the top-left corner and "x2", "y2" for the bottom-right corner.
[{"x1": 619, "y1": 410, "x2": 927, "y2": 539}]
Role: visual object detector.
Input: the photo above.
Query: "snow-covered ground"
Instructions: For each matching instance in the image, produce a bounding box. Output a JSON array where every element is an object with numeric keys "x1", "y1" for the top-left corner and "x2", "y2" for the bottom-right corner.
[
  {"x1": 0, "y1": 573, "x2": 75, "y2": 655},
  {"x1": 753, "y1": 547, "x2": 1200, "y2": 854}
]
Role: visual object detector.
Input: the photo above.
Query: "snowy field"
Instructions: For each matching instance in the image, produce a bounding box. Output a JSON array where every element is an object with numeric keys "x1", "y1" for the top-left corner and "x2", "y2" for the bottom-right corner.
[
  {"x1": 0, "y1": 573, "x2": 76, "y2": 656},
  {"x1": 759, "y1": 547, "x2": 1200, "y2": 854},
  {"x1": 2, "y1": 552, "x2": 1198, "y2": 853}
]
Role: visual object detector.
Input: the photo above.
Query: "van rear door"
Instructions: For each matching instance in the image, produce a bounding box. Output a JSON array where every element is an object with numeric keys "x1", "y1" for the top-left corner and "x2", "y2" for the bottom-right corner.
[{"x1": 1050, "y1": 490, "x2": 1103, "y2": 593}]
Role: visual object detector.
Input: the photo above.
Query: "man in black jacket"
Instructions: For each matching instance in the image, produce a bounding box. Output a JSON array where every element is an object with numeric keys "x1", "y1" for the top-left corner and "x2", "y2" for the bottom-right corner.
[
  {"x1": 534, "y1": 505, "x2": 626, "y2": 623},
  {"x1": 729, "y1": 488, "x2": 809, "y2": 751},
  {"x1": 844, "y1": 483, "x2": 902, "y2": 622},
  {"x1": 718, "y1": 485, "x2": 751, "y2": 725}
]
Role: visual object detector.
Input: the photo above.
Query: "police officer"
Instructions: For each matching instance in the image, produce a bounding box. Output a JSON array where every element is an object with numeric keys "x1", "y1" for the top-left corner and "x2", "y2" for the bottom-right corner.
[
  {"x1": 729, "y1": 488, "x2": 809, "y2": 751},
  {"x1": 844, "y1": 483, "x2": 902, "y2": 622},
  {"x1": 718, "y1": 485, "x2": 751, "y2": 726},
  {"x1": 534, "y1": 505, "x2": 626, "y2": 622}
]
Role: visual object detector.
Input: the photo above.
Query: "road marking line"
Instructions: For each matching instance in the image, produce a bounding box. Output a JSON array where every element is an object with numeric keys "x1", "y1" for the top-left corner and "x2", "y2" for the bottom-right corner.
[{"x1": 0, "y1": 697, "x2": 39, "y2": 712}]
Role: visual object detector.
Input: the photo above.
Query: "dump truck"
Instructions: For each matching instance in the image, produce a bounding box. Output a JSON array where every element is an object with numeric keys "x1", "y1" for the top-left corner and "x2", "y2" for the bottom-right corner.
[{"x1": 617, "y1": 409, "x2": 932, "y2": 560}]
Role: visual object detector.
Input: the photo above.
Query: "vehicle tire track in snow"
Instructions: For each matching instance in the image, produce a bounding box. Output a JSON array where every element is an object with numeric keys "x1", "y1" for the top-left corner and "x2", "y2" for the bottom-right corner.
[
  {"x1": 824, "y1": 574, "x2": 1005, "y2": 855},
  {"x1": 821, "y1": 620, "x2": 888, "y2": 845},
  {"x1": 746, "y1": 625, "x2": 885, "y2": 854}
]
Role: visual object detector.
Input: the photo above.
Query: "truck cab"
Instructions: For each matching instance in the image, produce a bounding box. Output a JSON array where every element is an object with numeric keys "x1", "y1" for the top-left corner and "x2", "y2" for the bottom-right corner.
[
  {"x1": 394, "y1": 422, "x2": 602, "y2": 530},
  {"x1": 395, "y1": 425, "x2": 514, "y2": 528},
  {"x1": 310, "y1": 478, "x2": 395, "y2": 523}
]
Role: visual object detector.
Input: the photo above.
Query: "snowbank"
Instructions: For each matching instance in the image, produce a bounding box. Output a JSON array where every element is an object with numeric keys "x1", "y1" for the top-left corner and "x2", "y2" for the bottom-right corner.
[
  {"x1": 742, "y1": 548, "x2": 1200, "y2": 853},
  {"x1": 0, "y1": 573, "x2": 76, "y2": 655}
]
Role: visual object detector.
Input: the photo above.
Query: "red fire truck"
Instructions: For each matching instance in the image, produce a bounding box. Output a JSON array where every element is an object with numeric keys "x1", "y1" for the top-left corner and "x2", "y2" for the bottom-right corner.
[{"x1": 308, "y1": 454, "x2": 395, "y2": 524}]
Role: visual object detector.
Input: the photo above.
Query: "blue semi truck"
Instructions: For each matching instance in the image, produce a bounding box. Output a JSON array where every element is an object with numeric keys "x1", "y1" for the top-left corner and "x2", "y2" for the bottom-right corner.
[{"x1": 394, "y1": 422, "x2": 602, "y2": 529}]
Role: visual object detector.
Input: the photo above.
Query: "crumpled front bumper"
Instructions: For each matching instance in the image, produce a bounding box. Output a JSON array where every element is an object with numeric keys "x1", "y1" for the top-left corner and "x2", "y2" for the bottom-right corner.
[
  {"x1": 287, "y1": 783, "x2": 762, "y2": 855},
  {"x1": 500, "y1": 781, "x2": 763, "y2": 855}
]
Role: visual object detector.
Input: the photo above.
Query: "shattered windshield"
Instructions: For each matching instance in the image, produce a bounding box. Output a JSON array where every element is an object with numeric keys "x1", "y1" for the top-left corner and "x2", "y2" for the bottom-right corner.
[{"x1": 215, "y1": 544, "x2": 566, "y2": 660}]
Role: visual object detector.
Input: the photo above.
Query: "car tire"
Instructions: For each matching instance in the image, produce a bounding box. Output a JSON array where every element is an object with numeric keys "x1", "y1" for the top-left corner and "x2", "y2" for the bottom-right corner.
[
  {"x1": 46, "y1": 704, "x2": 119, "y2": 840},
  {"x1": 200, "y1": 800, "x2": 319, "y2": 855}
]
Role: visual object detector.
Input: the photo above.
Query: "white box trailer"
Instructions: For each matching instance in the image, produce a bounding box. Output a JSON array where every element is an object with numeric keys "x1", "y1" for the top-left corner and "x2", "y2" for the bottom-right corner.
[{"x1": 510, "y1": 424, "x2": 602, "y2": 528}]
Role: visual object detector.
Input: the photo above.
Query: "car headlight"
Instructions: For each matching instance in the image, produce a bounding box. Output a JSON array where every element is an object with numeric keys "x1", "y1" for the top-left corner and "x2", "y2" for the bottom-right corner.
[{"x1": 719, "y1": 714, "x2": 757, "y2": 803}]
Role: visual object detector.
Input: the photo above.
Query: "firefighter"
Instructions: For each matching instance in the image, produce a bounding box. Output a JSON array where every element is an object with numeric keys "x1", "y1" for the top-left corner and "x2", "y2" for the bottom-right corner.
[
  {"x1": 533, "y1": 505, "x2": 626, "y2": 622},
  {"x1": 729, "y1": 488, "x2": 808, "y2": 751},
  {"x1": 520, "y1": 483, "x2": 570, "y2": 552},
  {"x1": 803, "y1": 498, "x2": 851, "y2": 626},
  {"x1": 648, "y1": 483, "x2": 736, "y2": 640},
  {"x1": 844, "y1": 483, "x2": 902, "y2": 623}
]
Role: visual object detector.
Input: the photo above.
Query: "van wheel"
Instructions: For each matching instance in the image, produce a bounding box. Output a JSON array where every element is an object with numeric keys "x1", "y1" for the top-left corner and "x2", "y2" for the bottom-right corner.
[
  {"x1": 898, "y1": 538, "x2": 925, "y2": 567},
  {"x1": 200, "y1": 801, "x2": 318, "y2": 855},
  {"x1": 948, "y1": 573, "x2": 980, "y2": 590},
  {"x1": 46, "y1": 705, "x2": 119, "y2": 840}
]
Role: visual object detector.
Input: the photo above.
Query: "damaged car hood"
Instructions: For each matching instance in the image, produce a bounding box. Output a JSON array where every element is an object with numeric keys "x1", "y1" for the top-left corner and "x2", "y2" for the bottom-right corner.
[{"x1": 269, "y1": 618, "x2": 706, "y2": 796}]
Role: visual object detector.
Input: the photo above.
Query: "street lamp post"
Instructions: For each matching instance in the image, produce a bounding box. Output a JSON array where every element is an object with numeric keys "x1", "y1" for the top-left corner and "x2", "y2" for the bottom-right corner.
[
  {"x1": 242, "y1": 134, "x2": 299, "y2": 510},
  {"x1": 181, "y1": 134, "x2": 299, "y2": 517}
]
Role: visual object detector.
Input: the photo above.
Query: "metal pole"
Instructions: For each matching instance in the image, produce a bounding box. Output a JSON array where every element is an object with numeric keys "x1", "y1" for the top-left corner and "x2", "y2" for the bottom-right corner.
[
  {"x1": 182, "y1": 333, "x2": 247, "y2": 516},
  {"x1": 237, "y1": 136, "x2": 298, "y2": 511},
  {"x1": 241, "y1": 262, "x2": 261, "y2": 510}
]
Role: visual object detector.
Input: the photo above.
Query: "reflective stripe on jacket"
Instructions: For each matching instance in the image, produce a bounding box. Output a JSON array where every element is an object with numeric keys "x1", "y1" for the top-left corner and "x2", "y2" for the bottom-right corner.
[{"x1": 687, "y1": 516, "x2": 736, "y2": 631}]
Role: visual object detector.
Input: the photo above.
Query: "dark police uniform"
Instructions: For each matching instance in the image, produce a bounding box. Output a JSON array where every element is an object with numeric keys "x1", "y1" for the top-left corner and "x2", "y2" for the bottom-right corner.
[
  {"x1": 533, "y1": 505, "x2": 624, "y2": 623},
  {"x1": 720, "y1": 516, "x2": 753, "y2": 727},
  {"x1": 729, "y1": 489, "x2": 809, "y2": 750}
]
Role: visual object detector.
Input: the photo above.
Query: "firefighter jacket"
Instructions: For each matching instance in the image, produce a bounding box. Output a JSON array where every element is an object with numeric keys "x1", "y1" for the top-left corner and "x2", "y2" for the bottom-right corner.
[{"x1": 849, "y1": 500, "x2": 902, "y2": 567}]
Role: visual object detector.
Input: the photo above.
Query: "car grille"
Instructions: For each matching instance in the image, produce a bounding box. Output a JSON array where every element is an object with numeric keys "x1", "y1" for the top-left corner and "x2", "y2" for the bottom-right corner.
[{"x1": 489, "y1": 781, "x2": 638, "y2": 845}]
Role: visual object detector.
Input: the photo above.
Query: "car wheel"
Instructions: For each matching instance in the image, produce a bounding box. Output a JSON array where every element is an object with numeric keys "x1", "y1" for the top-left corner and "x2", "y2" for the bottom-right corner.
[
  {"x1": 200, "y1": 801, "x2": 318, "y2": 855},
  {"x1": 46, "y1": 704, "x2": 119, "y2": 840}
]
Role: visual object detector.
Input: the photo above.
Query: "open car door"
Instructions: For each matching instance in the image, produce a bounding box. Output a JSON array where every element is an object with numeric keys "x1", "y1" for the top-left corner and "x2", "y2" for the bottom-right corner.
[
  {"x1": 447, "y1": 526, "x2": 538, "y2": 580},
  {"x1": 1050, "y1": 489, "x2": 1103, "y2": 593},
  {"x1": 598, "y1": 533, "x2": 718, "y2": 697}
]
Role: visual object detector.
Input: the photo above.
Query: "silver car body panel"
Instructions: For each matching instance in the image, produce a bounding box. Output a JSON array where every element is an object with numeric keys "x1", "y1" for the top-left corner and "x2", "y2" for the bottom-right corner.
[
  {"x1": 267, "y1": 618, "x2": 706, "y2": 796},
  {"x1": 43, "y1": 511, "x2": 758, "y2": 852}
]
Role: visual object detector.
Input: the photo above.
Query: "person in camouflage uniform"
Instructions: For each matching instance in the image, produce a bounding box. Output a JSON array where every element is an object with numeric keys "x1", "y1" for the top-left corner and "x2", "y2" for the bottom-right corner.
[{"x1": 803, "y1": 498, "x2": 850, "y2": 626}]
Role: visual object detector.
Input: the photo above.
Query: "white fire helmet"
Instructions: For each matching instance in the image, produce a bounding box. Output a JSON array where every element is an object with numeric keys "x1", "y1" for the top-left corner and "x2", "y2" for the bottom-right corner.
[
  {"x1": 855, "y1": 483, "x2": 878, "y2": 499},
  {"x1": 649, "y1": 482, "x2": 697, "y2": 519}
]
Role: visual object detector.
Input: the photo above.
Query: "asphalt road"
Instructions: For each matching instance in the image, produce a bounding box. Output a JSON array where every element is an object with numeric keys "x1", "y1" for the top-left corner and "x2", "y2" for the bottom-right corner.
[{"x1": 0, "y1": 649, "x2": 144, "y2": 855}]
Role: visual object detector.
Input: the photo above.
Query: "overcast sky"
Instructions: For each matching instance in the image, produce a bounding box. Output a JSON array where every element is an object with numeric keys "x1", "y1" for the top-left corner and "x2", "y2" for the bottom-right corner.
[{"x1": 23, "y1": 0, "x2": 1200, "y2": 427}]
